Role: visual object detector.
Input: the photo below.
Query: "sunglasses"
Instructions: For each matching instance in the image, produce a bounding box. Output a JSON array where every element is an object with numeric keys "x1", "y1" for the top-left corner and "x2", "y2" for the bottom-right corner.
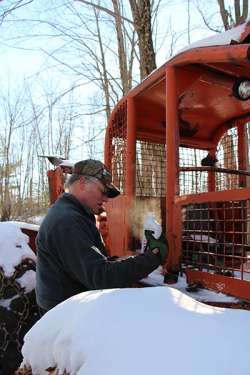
[{"x1": 88, "y1": 178, "x2": 109, "y2": 196}]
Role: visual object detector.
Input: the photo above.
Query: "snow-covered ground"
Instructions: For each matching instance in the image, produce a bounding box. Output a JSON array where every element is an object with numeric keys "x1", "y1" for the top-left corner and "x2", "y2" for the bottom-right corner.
[{"x1": 19, "y1": 286, "x2": 250, "y2": 375}]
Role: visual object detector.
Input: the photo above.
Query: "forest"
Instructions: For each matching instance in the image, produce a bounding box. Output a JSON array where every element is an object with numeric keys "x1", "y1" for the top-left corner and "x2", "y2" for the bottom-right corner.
[{"x1": 0, "y1": 0, "x2": 249, "y2": 221}]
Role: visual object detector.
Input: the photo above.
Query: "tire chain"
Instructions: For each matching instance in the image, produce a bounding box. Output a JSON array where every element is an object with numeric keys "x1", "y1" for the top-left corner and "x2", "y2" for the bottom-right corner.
[{"x1": 0, "y1": 258, "x2": 40, "y2": 375}]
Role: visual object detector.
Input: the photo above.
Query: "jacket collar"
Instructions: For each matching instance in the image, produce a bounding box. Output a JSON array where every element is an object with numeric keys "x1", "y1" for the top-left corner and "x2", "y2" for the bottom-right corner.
[{"x1": 61, "y1": 193, "x2": 96, "y2": 221}]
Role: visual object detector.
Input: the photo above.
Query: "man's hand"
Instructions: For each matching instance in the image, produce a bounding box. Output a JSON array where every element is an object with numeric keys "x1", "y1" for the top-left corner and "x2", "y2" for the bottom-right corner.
[{"x1": 144, "y1": 230, "x2": 168, "y2": 264}]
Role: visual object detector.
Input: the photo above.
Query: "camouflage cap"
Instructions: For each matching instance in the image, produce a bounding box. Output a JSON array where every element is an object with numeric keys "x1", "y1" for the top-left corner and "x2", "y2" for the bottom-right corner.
[{"x1": 72, "y1": 159, "x2": 120, "y2": 198}]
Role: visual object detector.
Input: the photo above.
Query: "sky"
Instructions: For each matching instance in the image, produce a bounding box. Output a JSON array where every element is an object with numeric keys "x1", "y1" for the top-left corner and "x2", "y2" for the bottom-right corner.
[
  {"x1": 2, "y1": 221, "x2": 248, "y2": 374},
  {"x1": 0, "y1": 0, "x2": 226, "y2": 95},
  {"x1": 0, "y1": 0, "x2": 227, "y2": 163},
  {"x1": 0, "y1": 1, "x2": 219, "y2": 82}
]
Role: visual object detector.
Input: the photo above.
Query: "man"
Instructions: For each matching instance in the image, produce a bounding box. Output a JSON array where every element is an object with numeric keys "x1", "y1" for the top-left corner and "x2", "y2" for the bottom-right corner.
[{"x1": 36, "y1": 159, "x2": 167, "y2": 312}]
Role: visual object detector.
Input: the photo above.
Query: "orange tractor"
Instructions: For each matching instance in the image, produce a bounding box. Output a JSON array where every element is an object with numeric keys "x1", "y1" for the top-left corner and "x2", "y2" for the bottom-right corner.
[{"x1": 43, "y1": 22, "x2": 250, "y2": 302}]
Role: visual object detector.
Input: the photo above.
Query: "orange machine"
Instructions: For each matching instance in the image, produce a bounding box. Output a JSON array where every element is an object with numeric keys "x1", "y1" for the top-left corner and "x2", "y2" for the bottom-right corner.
[{"x1": 104, "y1": 22, "x2": 250, "y2": 300}]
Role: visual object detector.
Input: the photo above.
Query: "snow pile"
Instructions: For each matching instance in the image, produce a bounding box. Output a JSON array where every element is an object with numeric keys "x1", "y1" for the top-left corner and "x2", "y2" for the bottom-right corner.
[
  {"x1": 12, "y1": 218, "x2": 42, "y2": 227},
  {"x1": 0, "y1": 221, "x2": 36, "y2": 277},
  {"x1": 0, "y1": 222, "x2": 39, "y2": 374},
  {"x1": 20, "y1": 286, "x2": 250, "y2": 375},
  {"x1": 180, "y1": 22, "x2": 247, "y2": 52}
]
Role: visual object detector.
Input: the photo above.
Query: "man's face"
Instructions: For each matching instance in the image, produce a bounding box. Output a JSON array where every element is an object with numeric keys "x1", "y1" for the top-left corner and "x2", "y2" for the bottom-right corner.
[{"x1": 80, "y1": 177, "x2": 108, "y2": 215}]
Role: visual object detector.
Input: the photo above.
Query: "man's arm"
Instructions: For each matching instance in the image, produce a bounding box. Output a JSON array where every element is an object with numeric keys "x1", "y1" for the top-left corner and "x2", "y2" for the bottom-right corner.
[{"x1": 56, "y1": 222, "x2": 161, "y2": 290}]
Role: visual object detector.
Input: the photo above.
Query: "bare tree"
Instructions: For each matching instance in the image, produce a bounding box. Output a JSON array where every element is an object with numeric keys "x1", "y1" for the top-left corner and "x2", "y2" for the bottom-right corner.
[
  {"x1": 197, "y1": 0, "x2": 249, "y2": 32},
  {"x1": 112, "y1": 0, "x2": 133, "y2": 94},
  {"x1": 78, "y1": 0, "x2": 157, "y2": 80},
  {"x1": 0, "y1": 79, "x2": 83, "y2": 220},
  {"x1": 0, "y1": 0, "x2": 33, "y2": 25},
  {"x1": 217, "y1": 0, "x2": 248, "y2": 30},
  {"x1": 0, "y1": 88, "x2": 27, "y2": 220},
  {"x1": 0, "y1": 0, "x2": 168, "y2": 220}
]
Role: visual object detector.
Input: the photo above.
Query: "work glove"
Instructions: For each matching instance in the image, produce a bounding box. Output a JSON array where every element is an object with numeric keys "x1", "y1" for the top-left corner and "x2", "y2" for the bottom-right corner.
[{"x1": 144, "y1": 230, "x2": 168, "y2": 264}]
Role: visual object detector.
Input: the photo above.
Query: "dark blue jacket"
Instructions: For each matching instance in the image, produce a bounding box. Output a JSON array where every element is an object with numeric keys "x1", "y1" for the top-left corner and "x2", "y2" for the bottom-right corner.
[{"x1": 35, "y1": 193, "x2": 160, "y2": 310}]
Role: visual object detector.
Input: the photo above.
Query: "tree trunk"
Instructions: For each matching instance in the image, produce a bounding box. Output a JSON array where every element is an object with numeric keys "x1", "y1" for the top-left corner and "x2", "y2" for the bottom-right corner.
[
  {"x1": 129, "y1": 0, "x2": 156, "y2": 79},
  {"x1": 112, "y1": 0, "x2": 130, "y2": 95},
  {"x1": 217, "y1": 0, "x2": 249, "y2": 30}
]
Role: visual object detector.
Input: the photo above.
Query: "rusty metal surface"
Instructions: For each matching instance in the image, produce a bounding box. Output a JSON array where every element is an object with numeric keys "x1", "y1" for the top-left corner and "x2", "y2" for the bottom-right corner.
[
  {"x1": 47, "y1": 168, "x2": 65, "y2": 204},
  {"x1": 20, "y1": 228, "x2": 38, "y2": 253},
  {"x1": 105, "y1": 195, "x2": 129, "y2": 257},
  {"x1": 186, "y1": 269, "x2": 250, "y2": 301},
  {"x1": 104, "y1": 28, "x2": 250, "y2": 300},
  {"x1": 108, "y1": 46, "x2": 250, "y2": 144}
]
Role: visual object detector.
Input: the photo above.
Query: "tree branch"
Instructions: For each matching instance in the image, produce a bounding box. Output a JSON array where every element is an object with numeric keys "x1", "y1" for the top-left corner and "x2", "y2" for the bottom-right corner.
[{"x1": 75, "y1": 0, "x2": 134, "y2": 25}]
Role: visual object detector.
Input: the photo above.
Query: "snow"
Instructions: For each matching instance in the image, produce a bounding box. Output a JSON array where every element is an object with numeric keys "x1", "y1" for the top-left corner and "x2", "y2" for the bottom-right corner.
[
  {"x1": 16, "y1": 270, "x2": 36, "y2": 293},
  {"x1": 20, "y1": 286, "x2": 250, "y2": 375},
  {"x1": 60, "y1": 159, "x2": 74, "y2": 167},
  {"x1": 0, "y1": 221, "x2": 248, "y2": 374},
  {"x1": 142, "y1": 267, "x2": 238, "y2": 303},
  {"x1": 179, "y1": 22, "x2": 247, "y2": 52},
  {"x1": 0, "y1": 296, "x2": 18, "y2": 309},
  {"x1": 188, "y1": 234, "x2": 217, "y2": 243},
  {"x1": 0, "y1": 222, "x2": 36, "y2": 277},
  {"x1": 8, "y1": 220, "x2": 40, "y2": 231},
  {"x1": 0, "y1": 221, "x2": 37, "y2": 314}
]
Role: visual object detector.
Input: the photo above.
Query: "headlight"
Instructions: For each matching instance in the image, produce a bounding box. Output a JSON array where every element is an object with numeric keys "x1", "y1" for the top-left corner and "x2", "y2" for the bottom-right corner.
[{"x1": 232, "y1": 78, "x2": 250, "y2": 100}]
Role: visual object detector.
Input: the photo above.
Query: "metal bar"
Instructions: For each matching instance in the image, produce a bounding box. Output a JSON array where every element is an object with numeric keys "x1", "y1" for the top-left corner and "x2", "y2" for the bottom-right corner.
[
  {"x1": 47, "y1": 168, "x2": 64, "y2": 204},
  {"x1": 208, "y1": 148, "x2": 217, "y2": 192},
  {"x1": 171, "y1": 44, "x2": 250, "y2": 67},
  {"x1": 238, "y1": 125, "x2": 248, "y2": 187},
  {"x1": 136, "y1": 130, "x2": 165, "y2": 144},
  {"x1": 180, "y1": 166, "x2": 250, "y2": 176},
  {"x1": 186, "y1": 269, "x2": 250, "y2": 300},
  {"x1": 126, "y1": 97, "x2": 136, "y2": 251},
  {"x1": 175, "y1": 187, "x2": 250, "y2": 206},
  {"x1": 179, "y1": 138, "x2": 213, "y2": 149},
  {"x1": 166, "y1": 65, "x2": 179, "y2": 271},
  {"x1": 129, "y1": 67, "x2": 166, "y2": 98}
]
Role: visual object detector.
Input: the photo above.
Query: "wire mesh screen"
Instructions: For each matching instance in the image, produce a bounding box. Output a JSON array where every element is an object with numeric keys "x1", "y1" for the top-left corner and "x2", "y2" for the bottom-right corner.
[
  {"x1": 136, "y1": 141, "x2": 166, "y2": 197},
  {"x1": 178, "y1": 125, "x2": 250, "y2": 195},
  {"x1": 216, "y1": 126, "x2": 239, "y2": 190},
  {"x1": 179, "y1": 147, "x2": 208, "y2": 195},
  {"x1": 109, "y1": 101, "x2": 127, "y2": 193},
  {"x1": 182, "y1": 200, "x2": 250, "y2": 279}
]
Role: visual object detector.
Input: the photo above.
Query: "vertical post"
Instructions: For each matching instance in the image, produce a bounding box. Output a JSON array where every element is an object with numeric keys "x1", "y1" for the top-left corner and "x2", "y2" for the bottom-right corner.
[
  {"x1": 237, "y1": 124, "x2": 248, "y2": 246},
  {"x1": 238, "y1": 124, "x2": 248, "y2": 187},
  {"x1": 165, "y1": 65, "x2": 180, "y2": 271},
  {"x1": 47, "y1": 167, "x2": 64, "y2": 204},
  {"x1": 125, "y1": 97, "x2": 136, "y2": 251},
  {"x1": 208, "y1": 147, "x2": 216, "y2": 191}
]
